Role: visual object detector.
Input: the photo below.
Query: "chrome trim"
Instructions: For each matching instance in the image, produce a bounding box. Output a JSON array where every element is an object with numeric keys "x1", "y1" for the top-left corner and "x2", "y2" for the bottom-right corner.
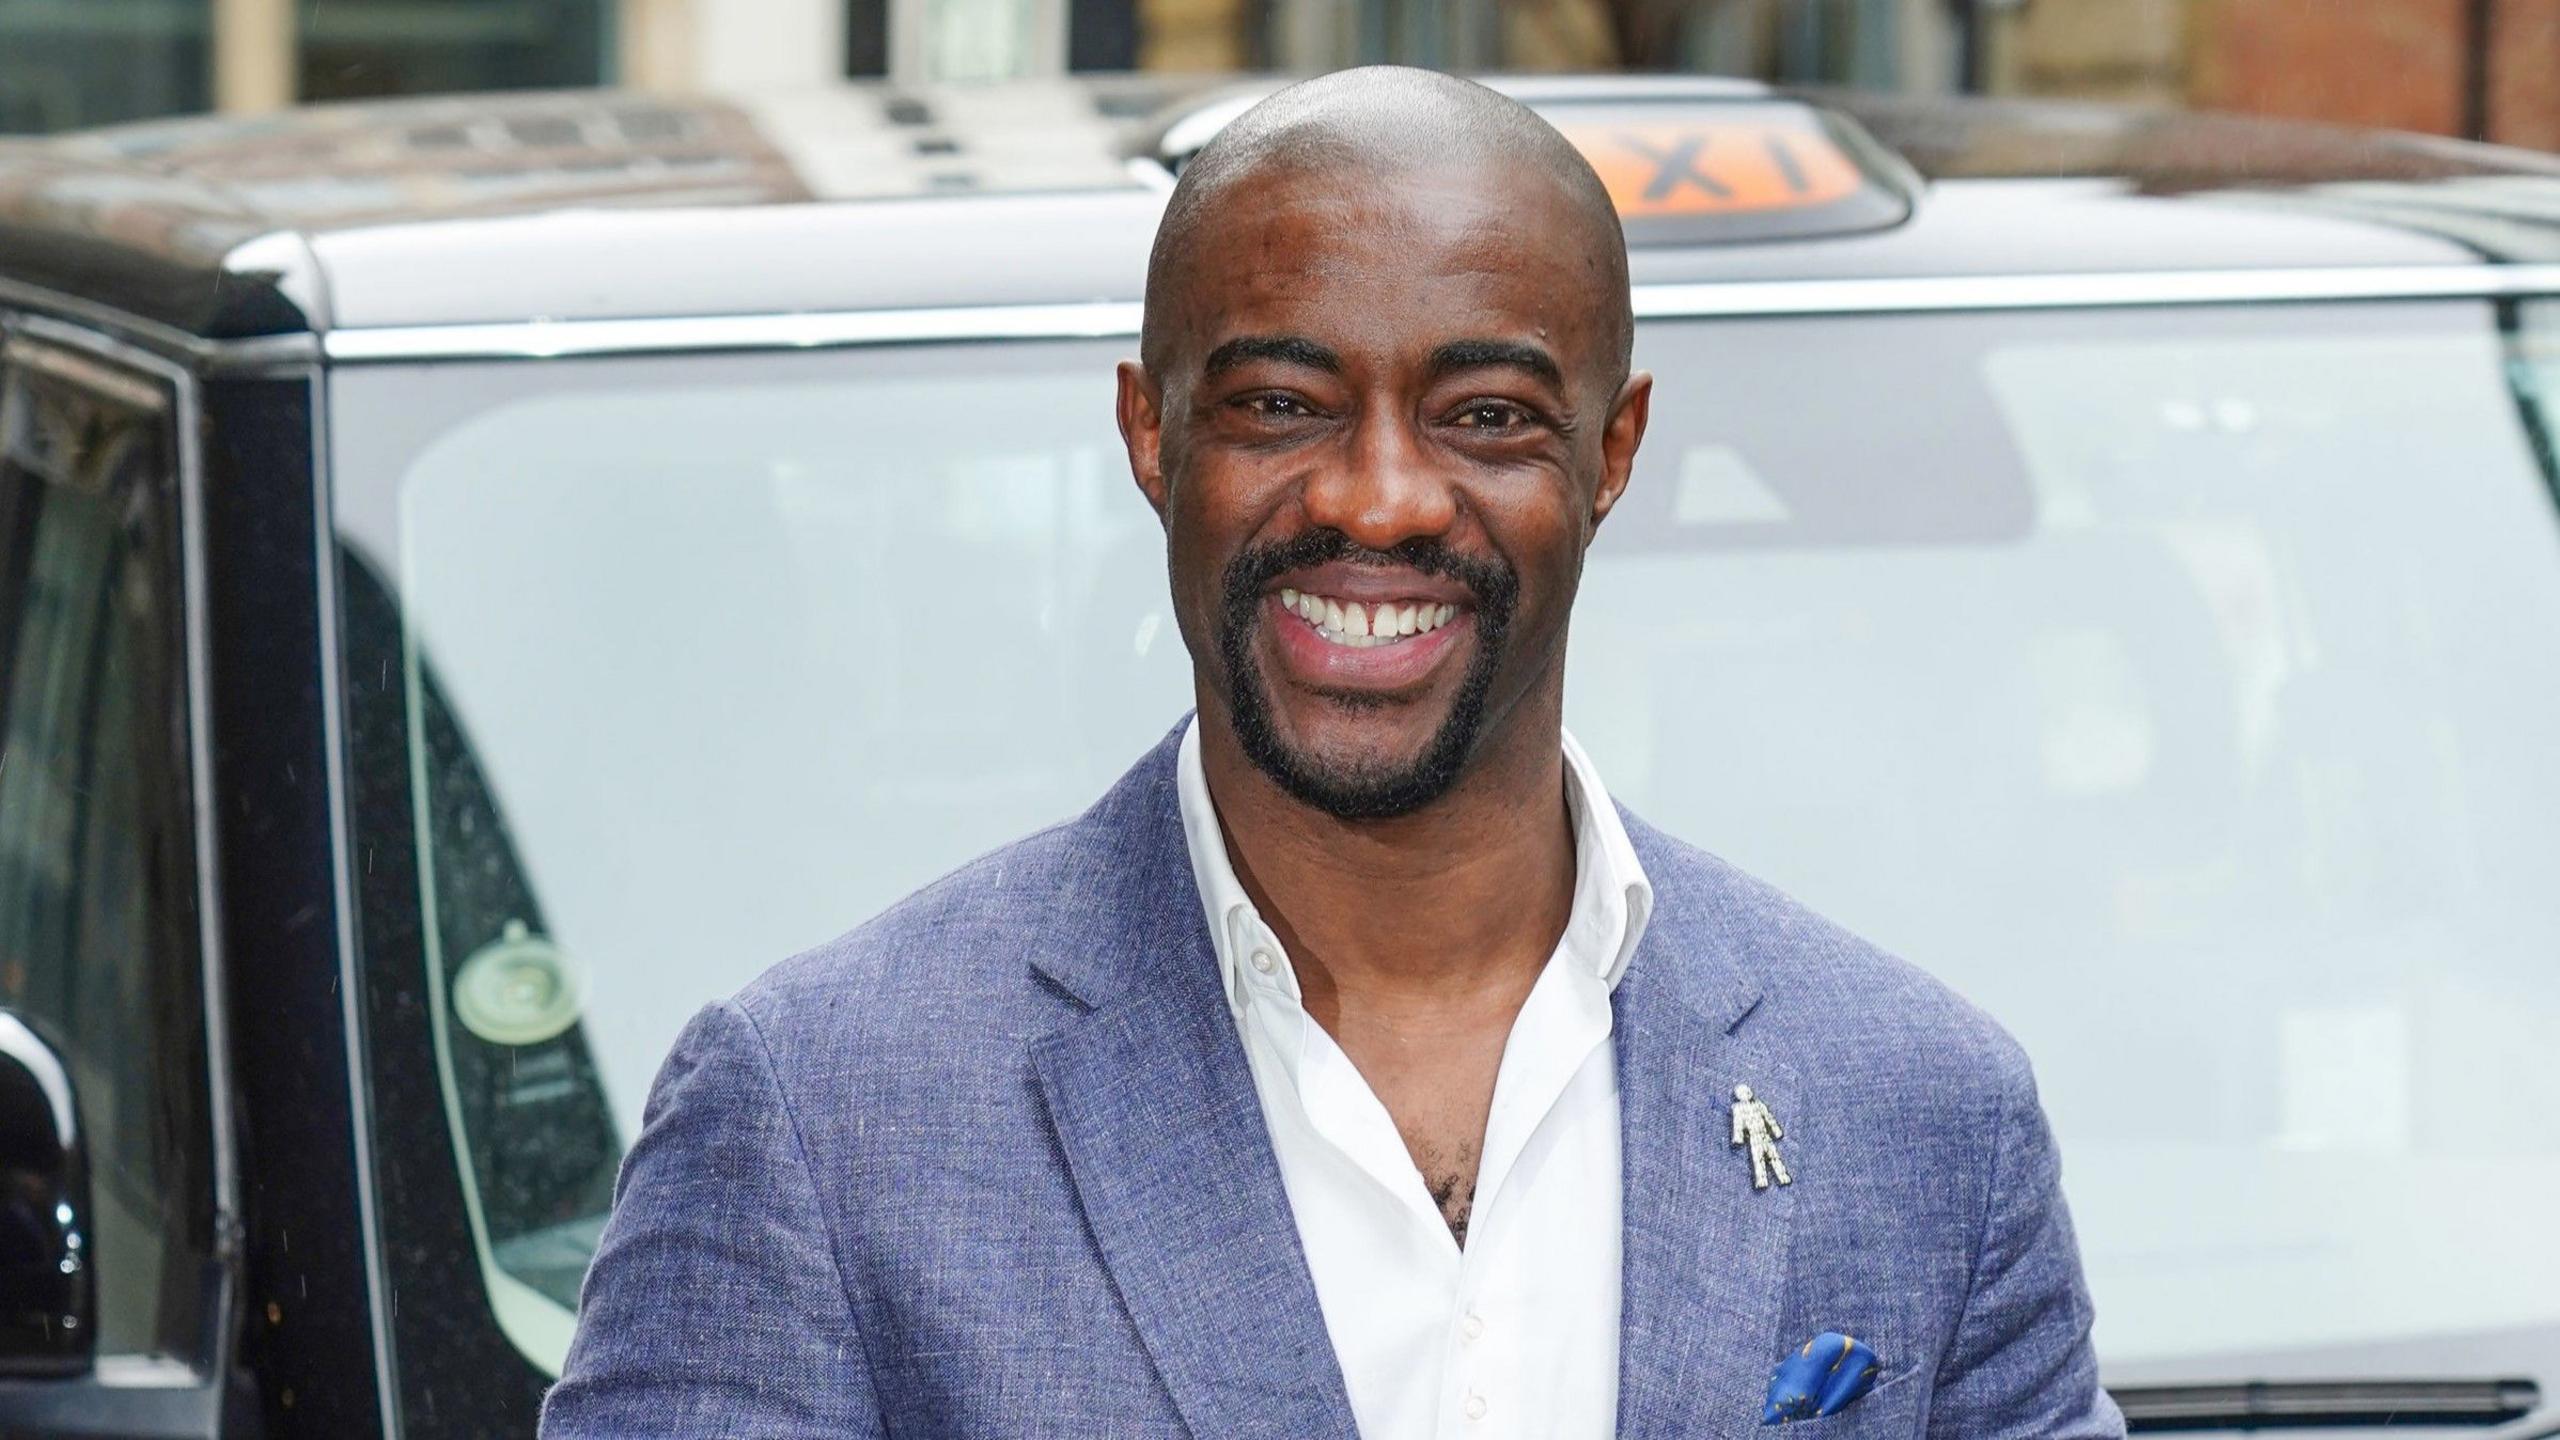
[
  {"x1": 0, "y1": 279, "x2": 212, "y2": 362},
  {"x1": 0, "y1": 276, "x2": 325, "y2": 375},
  {"x1": 12, "y1": 263, "x2": 2560, "y2": 369},
  {"x1": 320, "y1": 265, "x2": 2560, "y2": 363},
  {"x1": 309, "y1": 366, "x2": 405, "y2": 1436},
  {"x1": 204, "y1": 332, "x2": 330, "y2": 375},
  {"x1": 325, "y1": 299, "x2": 1148, "y2": 362},
  {"x1": 1, "y1": 333, "x2": 172, "y2": 414},
  {"x1": 1631, "y1": 264, "x2": 2560, "y2": 317},
  {"x1": 0, "y1": 1011, "x2": 77, "y2": 1144},
  {"x1": 0, "y1": 314, "x2": 239, "y2": 1389}
]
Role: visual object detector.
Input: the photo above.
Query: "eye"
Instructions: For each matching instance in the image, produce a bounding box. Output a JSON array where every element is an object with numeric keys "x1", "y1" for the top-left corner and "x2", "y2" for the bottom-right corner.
[
  {"x1": 1450, "y1": 400, "x2": 1537, "y2": 430},
  {"x1": 1238, "y1": 392, "x2": 1320, "y2": 420}
]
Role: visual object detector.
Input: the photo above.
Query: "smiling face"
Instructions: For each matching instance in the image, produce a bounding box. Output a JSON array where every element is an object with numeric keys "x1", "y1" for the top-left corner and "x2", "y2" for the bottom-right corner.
[{"x1": 1121, "y1": 139, "x2": 1650, "y2": 819}]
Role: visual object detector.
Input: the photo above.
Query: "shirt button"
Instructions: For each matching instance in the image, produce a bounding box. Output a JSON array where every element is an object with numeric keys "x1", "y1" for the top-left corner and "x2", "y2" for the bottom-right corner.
[
  {"x1": 1464, "y1": 1394, "x2": 1489, "y2": 1421},
  {"x1": 1462, "y1": 1310, "x2": 1486, "y2": 1341},
  {"x1": 1249, "y1": 948, "x2": 1279, "y2": 975}
]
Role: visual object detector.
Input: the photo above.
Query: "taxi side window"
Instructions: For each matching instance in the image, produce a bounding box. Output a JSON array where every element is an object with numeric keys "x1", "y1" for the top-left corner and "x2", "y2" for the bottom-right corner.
[{"x1": 0, "y1": 332, "x2": 213, "y2": 1366}]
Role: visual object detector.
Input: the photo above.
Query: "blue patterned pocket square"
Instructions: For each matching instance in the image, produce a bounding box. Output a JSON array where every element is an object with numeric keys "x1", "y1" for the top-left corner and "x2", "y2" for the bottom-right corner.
[{"x1": 1763, "y1": 1331, "x2": 1882, "y2": 1424}]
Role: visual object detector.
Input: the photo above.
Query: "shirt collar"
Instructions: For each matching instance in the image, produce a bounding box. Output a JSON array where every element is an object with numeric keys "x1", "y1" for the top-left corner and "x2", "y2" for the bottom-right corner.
[
  {"x1": 1174, "y1": 716, "x2": 1654, "y2": 1016},
  {"x1": 1561, "y1": 726, "x2": 1655, "y2": 991}
]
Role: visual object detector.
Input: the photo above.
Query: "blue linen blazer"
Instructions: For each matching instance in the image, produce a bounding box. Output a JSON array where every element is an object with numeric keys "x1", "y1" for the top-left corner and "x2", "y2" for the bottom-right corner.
[{"x1": 541, "y1": 725, "x2": 2126, "y2": 1438}]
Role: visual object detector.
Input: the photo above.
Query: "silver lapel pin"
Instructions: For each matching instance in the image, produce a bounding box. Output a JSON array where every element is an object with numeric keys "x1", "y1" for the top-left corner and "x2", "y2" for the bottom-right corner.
[{"x1": 1731, "y1": 1084, "x2": 1793, "y2": 1190}]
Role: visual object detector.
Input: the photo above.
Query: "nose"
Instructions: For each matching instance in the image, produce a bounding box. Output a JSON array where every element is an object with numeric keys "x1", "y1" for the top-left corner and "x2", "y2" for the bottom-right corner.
[{"x1": 1299, "y1": 408, "x2": 1459, "y2": 553}]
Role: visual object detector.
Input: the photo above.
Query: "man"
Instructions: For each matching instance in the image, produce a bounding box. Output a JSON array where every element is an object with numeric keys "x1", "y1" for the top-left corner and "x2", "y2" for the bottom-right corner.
[{"x1": 543, "y1": 68, "x2": 2123, "y2": 1439}]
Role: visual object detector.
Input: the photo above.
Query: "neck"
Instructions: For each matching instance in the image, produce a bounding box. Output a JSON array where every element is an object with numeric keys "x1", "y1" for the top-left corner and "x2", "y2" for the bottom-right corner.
[{"x1": 1196, "y1": 695, "x2": 1578, "y2": 1028}]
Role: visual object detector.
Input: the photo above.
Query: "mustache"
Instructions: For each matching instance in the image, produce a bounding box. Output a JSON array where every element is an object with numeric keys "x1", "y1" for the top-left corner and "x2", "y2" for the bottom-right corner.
[{"x1": 1217, "y1": 531, "x2": 1519, "y2": 623}]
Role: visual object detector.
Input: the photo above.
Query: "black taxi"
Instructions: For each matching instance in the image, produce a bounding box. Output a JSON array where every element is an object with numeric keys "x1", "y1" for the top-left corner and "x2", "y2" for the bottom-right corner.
[{"x1": 2, "y1": 73, "x2": 2558, "y2": 1438}]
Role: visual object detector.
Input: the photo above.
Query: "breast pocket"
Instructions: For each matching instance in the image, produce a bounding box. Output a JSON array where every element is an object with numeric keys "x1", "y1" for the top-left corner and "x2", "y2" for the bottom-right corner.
[{"x1": 1767, "y1": 1365, "x2": 1926, "y2": 1437}]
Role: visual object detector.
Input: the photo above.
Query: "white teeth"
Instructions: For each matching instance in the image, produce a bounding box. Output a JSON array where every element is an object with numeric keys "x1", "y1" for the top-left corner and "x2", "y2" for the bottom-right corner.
[{"x1": 1284, "y1": 592, "x2": 1464, "y2": 647}]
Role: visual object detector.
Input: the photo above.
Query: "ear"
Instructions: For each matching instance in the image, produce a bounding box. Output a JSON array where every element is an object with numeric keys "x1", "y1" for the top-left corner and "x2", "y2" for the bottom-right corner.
[
  {"x1": 1591, "y1": 370, "x2": 1651, "y2": 531},
  {"x1": 1117, "y1": 359, "x2": 1170, "y2": 523}
]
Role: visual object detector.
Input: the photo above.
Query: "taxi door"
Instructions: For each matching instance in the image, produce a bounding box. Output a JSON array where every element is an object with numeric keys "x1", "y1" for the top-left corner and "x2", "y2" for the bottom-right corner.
[{"x1": 0, "y1": 320, "x2": 237, "y2": 1438}]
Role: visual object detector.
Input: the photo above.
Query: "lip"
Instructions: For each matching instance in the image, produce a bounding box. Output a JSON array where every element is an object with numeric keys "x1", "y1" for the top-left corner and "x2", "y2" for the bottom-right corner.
[
  {"x1": 1267, "y1": 559, "x2": 1477, "y2": 609},
  {"x1": 1262, "y1": 591, "x2": 1472, "y2": 693}
]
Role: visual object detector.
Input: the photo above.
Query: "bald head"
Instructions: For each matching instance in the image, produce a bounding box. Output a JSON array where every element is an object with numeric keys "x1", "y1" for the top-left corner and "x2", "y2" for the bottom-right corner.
[{"x1": 1140, "y1": 67, "x2": 1632, "y2": 385}]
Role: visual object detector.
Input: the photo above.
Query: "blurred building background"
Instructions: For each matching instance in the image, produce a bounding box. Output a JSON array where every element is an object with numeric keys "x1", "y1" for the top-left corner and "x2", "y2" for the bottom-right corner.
[{"x1": 0, "y1": 0, "x2": 2554, "y2": 149}]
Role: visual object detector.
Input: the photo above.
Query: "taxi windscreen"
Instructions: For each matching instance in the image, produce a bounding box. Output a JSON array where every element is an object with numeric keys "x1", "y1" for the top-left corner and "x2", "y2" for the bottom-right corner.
[{"x1": 330, "y1": 298, "x2": 2560, "y2": 1392}]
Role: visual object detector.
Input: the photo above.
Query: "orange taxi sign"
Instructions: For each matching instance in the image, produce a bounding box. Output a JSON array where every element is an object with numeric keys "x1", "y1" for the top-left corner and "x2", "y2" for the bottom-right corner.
[
  {"x1": 1561, "y1": 116, "x2": 1863, "y2": 217},
  {"x1": 1546, "y1": 104, "x2": 1910, "y2": 242}
]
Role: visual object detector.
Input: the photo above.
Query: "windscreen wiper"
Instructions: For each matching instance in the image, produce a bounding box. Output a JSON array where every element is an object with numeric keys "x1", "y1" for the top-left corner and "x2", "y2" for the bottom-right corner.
[{"x1": 2109, "y1": 1378, "x2": 2540, "y2": 1431}]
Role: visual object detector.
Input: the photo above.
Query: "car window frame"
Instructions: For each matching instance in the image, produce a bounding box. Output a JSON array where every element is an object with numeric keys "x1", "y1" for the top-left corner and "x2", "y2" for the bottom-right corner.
[{"x1": 0, "y1": 312, "x2": 243, "y2": 1440}]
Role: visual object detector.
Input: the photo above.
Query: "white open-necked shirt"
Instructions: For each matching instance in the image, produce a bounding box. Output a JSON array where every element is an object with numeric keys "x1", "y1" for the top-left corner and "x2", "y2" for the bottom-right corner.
[{"x1": 1174, "y1": 717, "x2": 1654, "y2": 1440}]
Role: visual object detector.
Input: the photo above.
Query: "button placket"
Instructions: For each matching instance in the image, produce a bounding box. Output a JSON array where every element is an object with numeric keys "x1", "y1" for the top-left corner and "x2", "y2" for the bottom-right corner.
[{"x1": 1446, "y1": 1277, "x2": 1492, "y2": 1430}]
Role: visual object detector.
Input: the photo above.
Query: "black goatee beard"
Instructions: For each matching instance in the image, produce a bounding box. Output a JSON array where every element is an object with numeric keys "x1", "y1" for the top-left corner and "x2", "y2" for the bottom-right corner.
[{"x1": 1213, "y1": 531, "x2": 1518, "y2": 820}]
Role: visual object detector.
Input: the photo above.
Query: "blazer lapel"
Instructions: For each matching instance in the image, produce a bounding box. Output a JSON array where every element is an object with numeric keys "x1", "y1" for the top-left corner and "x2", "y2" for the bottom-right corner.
[
  {"x1": 1027, "y1": 731, "x2": 1358, "y2": 1440},
  {"x1": 1614, "y1": 823, "x2": 1803, "y2": 1440}
]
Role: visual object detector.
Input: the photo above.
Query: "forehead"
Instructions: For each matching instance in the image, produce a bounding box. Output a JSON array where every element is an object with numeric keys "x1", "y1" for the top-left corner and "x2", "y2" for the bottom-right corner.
[{"x1": 1167, "y1": 162, "x2": 1618, "y2": 379}]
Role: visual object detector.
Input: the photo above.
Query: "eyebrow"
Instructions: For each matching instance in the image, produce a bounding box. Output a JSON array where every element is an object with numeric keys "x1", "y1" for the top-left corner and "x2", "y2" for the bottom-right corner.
[
  {"x1": 1202, "y1": 335, "x2": 1343, "y2": 379},
  {"x1": 1429, "y1": 339, "x2": 1565, "y2": 390}
]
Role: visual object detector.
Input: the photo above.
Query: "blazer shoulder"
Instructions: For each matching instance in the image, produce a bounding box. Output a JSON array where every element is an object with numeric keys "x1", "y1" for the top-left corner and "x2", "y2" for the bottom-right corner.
[{"x1": 728, "y1": 817, "x2": 1094, "y2": 1054}]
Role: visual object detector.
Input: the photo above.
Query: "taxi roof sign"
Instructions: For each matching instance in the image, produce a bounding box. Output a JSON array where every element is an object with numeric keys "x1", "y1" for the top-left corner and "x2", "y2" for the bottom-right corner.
[
  {"x1": 1564, "y1": 116, "x2": 1863, "y2": 215},
  {"x1": 1553, "y1": 101, "x2": 1915, "y2": 244},
  {"x1": 1142, "y1": 89, "x2": 1915, "y2": 248}
]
